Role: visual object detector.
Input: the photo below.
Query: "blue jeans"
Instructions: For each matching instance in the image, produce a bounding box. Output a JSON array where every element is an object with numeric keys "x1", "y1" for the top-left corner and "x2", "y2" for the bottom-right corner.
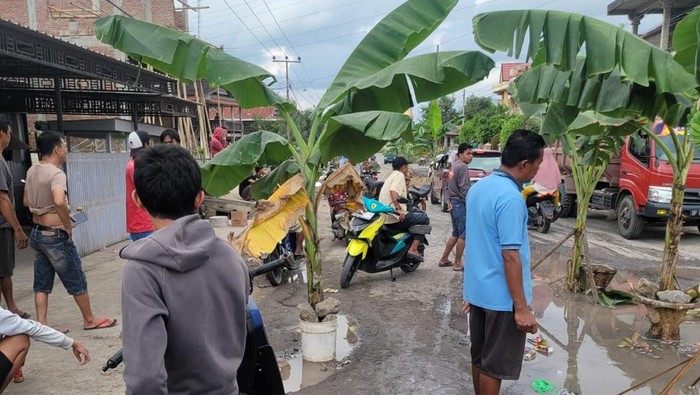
[
  {"x1": 129, "y1": 231, "x2": 154, "y2": 241},
  {"x1": 450, "y1": 199, "x2": 466, "y2": 239},
  {"x1": 30, "y1": 227, "x2": 88, "y2": 296}
]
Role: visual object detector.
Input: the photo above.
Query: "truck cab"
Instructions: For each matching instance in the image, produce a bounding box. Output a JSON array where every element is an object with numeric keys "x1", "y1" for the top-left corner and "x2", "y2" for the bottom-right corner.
[{"x1": 560, "y1": 130, "x2": 700, "y2": 239}]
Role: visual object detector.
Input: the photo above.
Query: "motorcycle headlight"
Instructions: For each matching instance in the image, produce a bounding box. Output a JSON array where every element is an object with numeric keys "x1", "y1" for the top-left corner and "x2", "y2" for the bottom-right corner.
[{"x1": 647, "y1": 186, "x2": 672, "y2": 204}]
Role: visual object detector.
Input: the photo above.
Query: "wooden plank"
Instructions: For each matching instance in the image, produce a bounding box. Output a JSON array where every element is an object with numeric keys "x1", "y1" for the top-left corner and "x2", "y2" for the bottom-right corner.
[{"x1": 203, "y1": 196, "x2": 255, "y2": 214}]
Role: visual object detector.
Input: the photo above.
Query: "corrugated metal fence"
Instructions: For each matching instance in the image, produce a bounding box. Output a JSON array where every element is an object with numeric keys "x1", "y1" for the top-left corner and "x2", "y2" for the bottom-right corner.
[{"x1": 66, "y1": 153, "x2": 129, "y2": 256}]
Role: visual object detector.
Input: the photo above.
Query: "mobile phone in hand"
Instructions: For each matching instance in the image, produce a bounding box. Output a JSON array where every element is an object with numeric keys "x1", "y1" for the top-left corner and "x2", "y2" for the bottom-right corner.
[{"x1": 71, "y1": 211, "x2": 88, "y2": 225}]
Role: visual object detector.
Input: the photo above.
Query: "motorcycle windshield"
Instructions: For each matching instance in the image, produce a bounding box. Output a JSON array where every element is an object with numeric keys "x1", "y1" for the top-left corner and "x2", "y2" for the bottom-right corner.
[{"x1": 363, "y1": 196, "x2": 394, "y2": 213}]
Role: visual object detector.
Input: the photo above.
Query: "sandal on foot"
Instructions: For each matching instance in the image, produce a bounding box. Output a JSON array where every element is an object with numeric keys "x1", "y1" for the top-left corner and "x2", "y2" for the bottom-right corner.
[
  {"x1": 407, "y1": 252, "x2": 424, "y2": 263},
  {"x1": 13, "y1": 368, "x2": 24, "y2": 383},
  {"x1": 453, "y1": 266, "x2": 464, "y2": 272},
  {"x1": 437, "y1": 260, "x2": 453, "y2": 267},
  {"x1": 84, "y1": 318, "x2": 117, "y2": 331}
]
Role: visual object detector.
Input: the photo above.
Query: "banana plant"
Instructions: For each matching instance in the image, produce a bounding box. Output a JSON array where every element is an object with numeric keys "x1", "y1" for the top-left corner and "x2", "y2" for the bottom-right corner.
[
  {"x1": 95, "y1": 0, "x2": 494, "y2": 307},
  {"x1": 474, "y1": 8, "x2": 700, "y2": 340},
  {"x1": 561, "y1": 128, "x2": 625, "y2": 289}
]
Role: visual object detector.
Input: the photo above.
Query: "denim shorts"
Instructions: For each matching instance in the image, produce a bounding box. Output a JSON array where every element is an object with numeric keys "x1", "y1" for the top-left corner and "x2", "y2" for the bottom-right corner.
[
  {"x1": 29, "y1": 227, "x2": 88, "y2": 296},
  {"x1": 450, "y1": 199, "x2": 466, "y2": 239}
]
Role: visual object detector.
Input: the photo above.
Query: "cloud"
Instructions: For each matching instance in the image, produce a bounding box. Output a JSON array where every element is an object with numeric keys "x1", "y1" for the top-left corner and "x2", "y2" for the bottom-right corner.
[{"x1": 192, "y1": 0, "x2": 662, "y2": 109}]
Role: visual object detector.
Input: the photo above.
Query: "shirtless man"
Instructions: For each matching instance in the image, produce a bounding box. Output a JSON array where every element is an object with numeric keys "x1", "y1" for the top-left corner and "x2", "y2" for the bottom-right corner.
[{"x1": 24, "y1": 131, "x2": 116, "y2": 332}]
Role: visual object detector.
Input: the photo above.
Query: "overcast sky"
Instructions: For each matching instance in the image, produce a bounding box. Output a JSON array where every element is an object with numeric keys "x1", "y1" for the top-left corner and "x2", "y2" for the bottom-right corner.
[{"x1": 187, "y1": 0, "x2": 662, "y2": 110}]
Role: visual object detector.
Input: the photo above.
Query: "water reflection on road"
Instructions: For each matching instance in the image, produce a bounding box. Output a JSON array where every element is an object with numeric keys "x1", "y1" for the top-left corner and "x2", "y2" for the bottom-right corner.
[{"x1": 502, "y1": 252, "x2": 700, "y2": 394}]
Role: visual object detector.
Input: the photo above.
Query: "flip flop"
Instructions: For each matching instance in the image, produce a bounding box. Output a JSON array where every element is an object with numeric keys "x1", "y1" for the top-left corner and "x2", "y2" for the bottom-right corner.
[
  {"x1": 84, "y1": 318, "x2": 117, "y2": 331},
  {"x1": 453, "y1": 266, "x2": 464, "y2": 272},
  {"x1": 407, "y1": 252, "x2": 424, "y2": 263},
  {"x1": 13, "y1": 368, "x2": 24, "y2": 384},
  {"x1": 437, "y1": 260, "x2": 453, "y2": 267}
]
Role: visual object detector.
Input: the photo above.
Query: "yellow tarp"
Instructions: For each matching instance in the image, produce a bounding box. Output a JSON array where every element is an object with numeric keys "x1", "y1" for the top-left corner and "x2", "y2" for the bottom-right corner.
[{"x1": 233, "y1": 174, "x2": 309, "y2": 257}]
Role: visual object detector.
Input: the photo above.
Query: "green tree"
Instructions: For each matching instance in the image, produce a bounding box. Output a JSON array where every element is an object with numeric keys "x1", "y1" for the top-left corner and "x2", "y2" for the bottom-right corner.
[
  {"x1": 463, "y1": 95, "x2": 494, "y2": 120},
  {"x1": 96, "y1": 0, "x2": 495, "y2": 307},
  {"x1": 459, "y1": 104, "x2": 507, "y2": 144},
  {"x1": 251, "y1": 109, "x2": 314, "y2": 139},
  {"x1": 498, "y1": 114, "x2": 524, "y2": 148},
  {"x1": 419, "y1": 94, "x2": 459, "y2": 124}
]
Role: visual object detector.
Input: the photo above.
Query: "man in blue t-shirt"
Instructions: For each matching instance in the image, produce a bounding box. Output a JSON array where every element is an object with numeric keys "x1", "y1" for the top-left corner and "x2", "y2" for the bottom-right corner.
[{"x1": 463, "y1": 129, "x2": 545, "y2": 394}]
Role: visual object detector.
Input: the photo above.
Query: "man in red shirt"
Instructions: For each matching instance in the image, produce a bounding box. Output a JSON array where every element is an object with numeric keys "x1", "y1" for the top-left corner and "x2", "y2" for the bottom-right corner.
[{"x1": 126, "y1": 131, "x2": 154, "y2": 241}]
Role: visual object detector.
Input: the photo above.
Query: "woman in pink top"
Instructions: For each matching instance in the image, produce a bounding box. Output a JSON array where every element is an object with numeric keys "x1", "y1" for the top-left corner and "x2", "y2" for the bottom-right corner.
[{"x1": 210, "y1": 127, "x2": 228, "y2": 157}]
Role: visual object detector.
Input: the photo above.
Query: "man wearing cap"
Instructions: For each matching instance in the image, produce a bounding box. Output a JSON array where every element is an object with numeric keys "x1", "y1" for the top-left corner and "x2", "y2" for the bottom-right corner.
[
  {"x1": 0, "y1": 115, "x2": 31, "y2": 320},
  {"x1": 126, "y1": 131, "x2": 154, "y2": 241}
]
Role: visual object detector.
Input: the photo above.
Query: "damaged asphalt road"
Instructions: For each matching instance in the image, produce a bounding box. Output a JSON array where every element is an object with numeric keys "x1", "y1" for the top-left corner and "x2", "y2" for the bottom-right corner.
[{"x1": 251, "y1": 164, "x2": 700, "y2": 394}]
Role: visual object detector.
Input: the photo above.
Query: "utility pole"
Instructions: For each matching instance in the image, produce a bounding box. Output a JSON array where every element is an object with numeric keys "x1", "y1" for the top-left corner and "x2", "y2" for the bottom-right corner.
[{"x1": 272, "y1": 55, "x2": 301, "y2": 139}]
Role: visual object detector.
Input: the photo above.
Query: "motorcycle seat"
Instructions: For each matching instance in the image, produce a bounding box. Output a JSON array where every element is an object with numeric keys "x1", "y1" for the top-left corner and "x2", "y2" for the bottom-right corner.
[
  {"x1": 408, "y1": 225, "x2": 432, "y2": 235},
  {"x1": 409, "y1": 185, "x2": 431, "y2": 198},
  {"x1": 365, "y1": 179, "x2": 384, "y2": 191}
]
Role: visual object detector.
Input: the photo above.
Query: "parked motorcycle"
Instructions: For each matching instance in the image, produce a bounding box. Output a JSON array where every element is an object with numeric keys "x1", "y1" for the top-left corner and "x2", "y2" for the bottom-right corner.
[
  {"x1": 328, "y1": 191, "x2": 351, "y2": 244},
  {"x1": 263, "y1": 232, "x2": 304, "y2": 286},
  {"x1": 340, "y1": 187, "x2": 431, "y2": 289},
  {"x1": 526, "y1": 190, "x2": 561, "y2": 234},
  {"x1": 102, "y1": 252, "x2": 292, "y2": 395}
]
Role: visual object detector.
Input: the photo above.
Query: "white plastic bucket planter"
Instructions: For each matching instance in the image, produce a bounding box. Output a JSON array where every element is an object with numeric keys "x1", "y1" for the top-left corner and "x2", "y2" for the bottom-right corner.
[{"x1": 300, "y1": 318, "x2": 337, "y2": 362}]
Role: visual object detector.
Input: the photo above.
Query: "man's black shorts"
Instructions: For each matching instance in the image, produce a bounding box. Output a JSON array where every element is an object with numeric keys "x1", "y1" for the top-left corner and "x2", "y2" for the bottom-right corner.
[
  {"x1": 0, "y1": 229, "x2": 15, "y2": 277},
  {"x1": 469, "y1": 304, "x2": 526, "y2": 380},
  {"x1": 0, "y1": 351, "x2": 13, "y2": 383}
]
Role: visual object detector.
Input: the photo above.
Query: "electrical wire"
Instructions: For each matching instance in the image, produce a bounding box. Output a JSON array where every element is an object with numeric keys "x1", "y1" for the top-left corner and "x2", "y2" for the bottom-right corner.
[
  {"x1": 240, "y1": 0, "x2": 286, "y2": 53},
  {"x1": 261, "y1": 0, "x2": 321, "y2": 103},
  {"x1": 221, "y1": 0, "x2": 274, "y2": 56}
]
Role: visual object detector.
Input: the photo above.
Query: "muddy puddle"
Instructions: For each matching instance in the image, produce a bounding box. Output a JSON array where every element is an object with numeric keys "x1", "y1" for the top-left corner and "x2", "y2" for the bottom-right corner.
[
  {"x1": 498, "y1": 250, "x2": 700, "y2": 394},
  {"x1": 279, "y1": 315, "x2": 358, "y2": 393}
]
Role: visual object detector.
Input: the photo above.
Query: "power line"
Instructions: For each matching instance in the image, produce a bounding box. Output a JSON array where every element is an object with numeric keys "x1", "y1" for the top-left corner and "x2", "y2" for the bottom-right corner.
[
  {"x1": 221, "y1": 0, "x2": 274, "y2": 56},
  {"x1": 261, "y1": 0, "x2": 321, "y2": 103},
  {"x1": 199, "y1": 0, "x2": 372, "y2": 34},
  {"x1": 241, "y1": 0, "x2": 286, "y2": 53}
]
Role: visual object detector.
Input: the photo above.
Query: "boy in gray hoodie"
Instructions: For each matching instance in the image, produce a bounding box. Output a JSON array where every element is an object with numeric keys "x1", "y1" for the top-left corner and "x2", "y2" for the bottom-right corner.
[{"x1": 120, "y1": 145, "x2": 249, "y2": 394}]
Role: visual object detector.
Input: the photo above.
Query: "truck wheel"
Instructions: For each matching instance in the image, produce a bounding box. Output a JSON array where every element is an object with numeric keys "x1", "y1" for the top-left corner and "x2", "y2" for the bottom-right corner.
[
  {"x1": 617, "y1": 195, "x2": 644, "y2": 239},
  {"x1": 558, "y1": 183, "x2": 576, "y2": 218}
]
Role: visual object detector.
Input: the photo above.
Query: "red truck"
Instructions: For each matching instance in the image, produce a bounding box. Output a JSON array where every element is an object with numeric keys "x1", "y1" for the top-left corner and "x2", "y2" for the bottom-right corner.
[{"x1": 556, "y1": 131, "x2": 700, "y2": 239}]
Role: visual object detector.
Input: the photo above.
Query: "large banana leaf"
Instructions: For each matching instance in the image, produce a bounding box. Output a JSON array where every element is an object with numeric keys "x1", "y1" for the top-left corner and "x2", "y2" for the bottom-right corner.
[
  {"x1": 473, "y1": 10, "x2": 696, "y2": 94},
  {"x1": 201, "y1": 131, "x2": 291, "y2": 197},
  {"x1": 94, "y1": 15, "x2": 292, "y2": 111},
  {"x1": 319, "y1": 111, "x2": 413, "y2": 162},
  {"x1": 673, "y1": 7, "x2": 700, "y2": 86},
  {"x1": 326, "y1": 51, "x2": 494, "y2": 115},
  {"x1": 567, "y1": 112, "x2": 639, "y2": 137},
  {"x1": 317, "y1": 0, "x2": 458, "y2": 110},
  {"x1": 251, "y1": 159, "x2": 300, "y2": 200},
  {"x1": 427, "y1": 100, "x2": 442, "y2": 141},
  {"x1": 514, "y1": 59, "x2": 694, "y2": 135}
]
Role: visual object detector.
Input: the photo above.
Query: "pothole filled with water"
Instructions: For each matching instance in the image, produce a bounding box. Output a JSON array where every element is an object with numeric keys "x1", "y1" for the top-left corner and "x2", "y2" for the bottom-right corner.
[{"x1": 279, "y1": 315, "x2": 358, "y2": 393}]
